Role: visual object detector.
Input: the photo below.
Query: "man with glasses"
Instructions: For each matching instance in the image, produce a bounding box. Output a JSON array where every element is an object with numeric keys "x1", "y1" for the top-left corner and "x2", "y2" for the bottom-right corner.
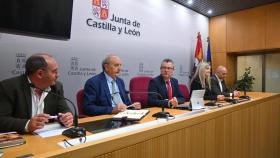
[
  {"x1": 211, "y1": 65, "x2": 240, "y2": 97},
  {"x1": 83, "y1": 54, "x2": 141, "y2": 116},
  {"x1": 148, "y1": 58, "x2": 185, "y2": 108},
  {"x1": 0, "y1": 53, "x2": 73, "y2": 133}
]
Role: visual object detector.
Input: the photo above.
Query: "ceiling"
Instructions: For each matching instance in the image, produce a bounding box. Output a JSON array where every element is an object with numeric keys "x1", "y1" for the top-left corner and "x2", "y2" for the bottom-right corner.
[{"x1": 172, "y1": 0, "x2": 280, "y2": 17}]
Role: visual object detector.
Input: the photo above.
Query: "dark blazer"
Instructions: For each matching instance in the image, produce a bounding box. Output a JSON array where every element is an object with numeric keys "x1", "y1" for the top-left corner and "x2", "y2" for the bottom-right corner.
[
  {"x1": 148, "y1": 75, "x2": 185, "y2": 107},
  {"x1": 190, "y1": 76, "x2": 216, "y2": 100},
  {"x1": 211, "y1": 75, "x2": 231, "y2": 97},
  {"x1": 83, "y1": 72, "x2": 131, "y2": 116},
  {"x1": 0, "y1": 75, "x2": 70, "y2": 133}
]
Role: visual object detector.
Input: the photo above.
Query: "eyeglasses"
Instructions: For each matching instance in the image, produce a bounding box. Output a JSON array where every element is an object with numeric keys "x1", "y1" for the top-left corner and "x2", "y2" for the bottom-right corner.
[{"x1": 160, "y1": 66, "x2": 174, "y2": 70}]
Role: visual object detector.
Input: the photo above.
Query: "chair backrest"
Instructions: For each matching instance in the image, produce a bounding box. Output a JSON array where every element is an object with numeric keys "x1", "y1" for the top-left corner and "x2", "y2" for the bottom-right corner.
[
  {"x1": 179, "y1": 84, "x2": 190, "y2": 101},
  {"x1": 129, "y1": 76, "x2": 153, "y2": 108},
  {"x1": 76, "y1": 89, "x2": 88, "y2": 118}
]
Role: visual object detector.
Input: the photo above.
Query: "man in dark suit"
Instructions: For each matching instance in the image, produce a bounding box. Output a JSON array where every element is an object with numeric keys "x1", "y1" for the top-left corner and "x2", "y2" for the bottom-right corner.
[
  {"x1": 0, "y1": 53, "x2": 73, "y2": 133},
  {"x1": 211, "y1": 65, "x2": 239, "y2": 97},
  {"x1": 148, "y1": 58, "x2": 185, "y2": 108},
  {"x1": 83, "y1": 55, "x2": 141, "y2": 116}
]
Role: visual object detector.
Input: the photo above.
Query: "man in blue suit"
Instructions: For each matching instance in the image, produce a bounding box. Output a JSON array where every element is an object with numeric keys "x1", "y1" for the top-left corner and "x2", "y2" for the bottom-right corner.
[
  {"x1": 148, "y1": 58, "x2": 185, "y2": 108},
  {"x1": 83, "y1": 55, "x2": 141, "y2": 116}
]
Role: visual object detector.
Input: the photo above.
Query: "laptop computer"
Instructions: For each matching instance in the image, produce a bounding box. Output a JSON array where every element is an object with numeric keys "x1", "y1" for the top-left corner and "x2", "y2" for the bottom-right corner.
[
  {"x1": 190, "y1": 89, "x2": 205, "y2": 110},
  {"x1": 176, "y1": 89, "x2": 205, "y2": 110}
]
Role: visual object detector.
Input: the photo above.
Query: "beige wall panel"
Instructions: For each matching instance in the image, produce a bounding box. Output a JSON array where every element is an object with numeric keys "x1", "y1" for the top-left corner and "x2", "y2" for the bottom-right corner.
[
  {"x1": 210, "y1": 15, "x2": 227, "y2": 53},
  {"x1": 265, "y1": 53, "x2": 280, "y2": 92},
  {"x1": 237, "y1": 55, "x2": 262, "y2": 91},
  {"x1": 266, "y1": 2, "x2": 280, "y2": 49}
]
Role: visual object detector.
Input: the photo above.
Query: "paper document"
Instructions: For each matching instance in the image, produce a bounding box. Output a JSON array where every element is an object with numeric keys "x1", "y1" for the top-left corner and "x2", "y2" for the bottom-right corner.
[
  {"x1": 34, "y1": 123, "x2": 68, "y2": 138},
  {"x1": 113, "y1": 109, "x2": 149, "y2": 121}
]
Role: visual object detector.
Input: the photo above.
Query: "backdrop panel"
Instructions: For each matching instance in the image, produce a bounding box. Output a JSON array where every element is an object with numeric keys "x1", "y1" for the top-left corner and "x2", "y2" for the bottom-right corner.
[{"x1": 0, "y1": 0, "x2": 209, "y2": 105}]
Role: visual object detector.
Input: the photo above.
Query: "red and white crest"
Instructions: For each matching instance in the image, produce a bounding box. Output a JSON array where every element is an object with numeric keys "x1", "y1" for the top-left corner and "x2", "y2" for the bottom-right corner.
[{"x1": 92, "y1": 0, "x2": 109, "y2": 20}]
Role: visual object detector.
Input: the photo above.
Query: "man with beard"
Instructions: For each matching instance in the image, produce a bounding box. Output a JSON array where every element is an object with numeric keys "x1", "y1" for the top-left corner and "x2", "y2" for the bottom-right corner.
[{"x1": 0, "y1": 53, "x2": 73, "y2": 133}]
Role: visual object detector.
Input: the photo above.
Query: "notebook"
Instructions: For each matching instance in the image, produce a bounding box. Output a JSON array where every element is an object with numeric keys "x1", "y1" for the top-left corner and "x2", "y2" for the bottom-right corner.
[{"x1": 0, "y1": 132, "x2": 26, "y2": 148}]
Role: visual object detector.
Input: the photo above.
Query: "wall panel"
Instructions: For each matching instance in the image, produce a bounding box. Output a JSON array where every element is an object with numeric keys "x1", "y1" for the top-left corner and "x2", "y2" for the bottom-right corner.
[
  {"x1": 266, "y1": 2, "x2": 280, "y2": 48},
  {"x1": 209, "y1": 15, "x2": 227, "y2": 53}
]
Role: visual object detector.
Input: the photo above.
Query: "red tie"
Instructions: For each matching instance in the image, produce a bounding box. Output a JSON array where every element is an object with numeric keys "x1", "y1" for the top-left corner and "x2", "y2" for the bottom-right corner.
[{"x1": 167, "y1": 81, "x2": 172, "y2": 100}]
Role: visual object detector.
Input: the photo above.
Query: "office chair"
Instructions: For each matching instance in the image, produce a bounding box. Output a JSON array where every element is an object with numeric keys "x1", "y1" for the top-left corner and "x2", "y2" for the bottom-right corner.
[
  {"x1": 179, "y1": 84, "x2": 190, "y2": 101},
  {"x1": 129, "y1": 76, "x2": 153, "y2": 108},
  {"x1": 76, "y1": 89, "x2": 89, "y2": 118}
]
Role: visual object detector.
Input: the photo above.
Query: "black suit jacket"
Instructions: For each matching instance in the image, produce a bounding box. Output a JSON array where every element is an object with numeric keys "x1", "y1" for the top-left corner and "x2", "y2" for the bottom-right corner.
[
  {"x1": 211, "y1": 75, "x2": 231, "y2": 97},
  {"x1": 148, "y1": 75, "x2": 185, "y2": 107},
  {"x1": 0, "y1": 75, "x2": 70, "y2": 133},
  {"x1": 190, "y1": 76, "x2": 216, "y2": 100}
]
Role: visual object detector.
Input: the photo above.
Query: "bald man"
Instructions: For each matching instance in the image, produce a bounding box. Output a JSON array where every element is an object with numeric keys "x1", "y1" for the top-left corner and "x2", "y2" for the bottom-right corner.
[
  {"x1": 211, "y1": 66, "x2": 239, "y2": 97},
  {"x1": 83, "y1": 55, "x2": 141, "y2": 116},
  {"x1": 0, "y1": 53, "x2": 73, "y2": 133}
]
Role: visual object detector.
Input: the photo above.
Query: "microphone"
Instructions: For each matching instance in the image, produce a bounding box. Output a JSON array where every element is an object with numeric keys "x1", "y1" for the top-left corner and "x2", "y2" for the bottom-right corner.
[
  {"x1": 125, "y1": 91, "x2": 172, "y2": 118},
  {"x1": 29, "y1": 83, "x2": 86, "y2": 138},
  {"x1": 204, "y1": 89, "x2": 216, "y2": 106},
  {"x1": 224, "y1": 90, "x2": 239, "y2": 104}
]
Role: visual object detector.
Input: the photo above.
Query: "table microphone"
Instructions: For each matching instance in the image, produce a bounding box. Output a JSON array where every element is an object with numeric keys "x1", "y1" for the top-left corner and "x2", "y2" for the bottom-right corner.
[
  {"x1": 204, "y1": 89, "x2": 216, "y2": 106},
  {"x1": 231, "y1": 90, "x2": 240, "y2": 104},
  {"x1": 29, "y1": 83, "x2": 86, "y2": 138},
  {"x1": 125, "y1": 91, "x2": 171, "y2": 118}
]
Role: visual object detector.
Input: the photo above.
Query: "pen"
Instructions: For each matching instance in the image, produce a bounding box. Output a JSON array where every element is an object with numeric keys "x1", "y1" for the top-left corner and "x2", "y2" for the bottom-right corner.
[
  {"x1": 127, "y1": 105, "x2": 134, "y2": 108},
  {"x1": 49, "y1": 115, "x2": 58, "y2": 119}
]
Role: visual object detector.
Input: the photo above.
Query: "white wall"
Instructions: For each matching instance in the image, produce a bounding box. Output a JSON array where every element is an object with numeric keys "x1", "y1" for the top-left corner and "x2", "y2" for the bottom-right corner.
[{"x1": 0, "y1": 0, "x2": 209, "y2": 103}]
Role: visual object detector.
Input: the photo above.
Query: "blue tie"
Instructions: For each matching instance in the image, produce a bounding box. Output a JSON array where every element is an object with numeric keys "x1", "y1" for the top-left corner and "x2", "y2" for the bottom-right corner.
[{"x1": 111, "y1": 80, "x2": 123, "y2": 106}]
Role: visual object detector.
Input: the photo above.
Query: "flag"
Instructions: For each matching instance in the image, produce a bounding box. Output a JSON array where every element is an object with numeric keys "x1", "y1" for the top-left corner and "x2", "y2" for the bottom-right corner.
[
  {"x1": 191, "y1": 32, "x2": 204, "y2": 78},
  {"x1": 206, "y1": 37, "x2": 212, "y2": 74}
]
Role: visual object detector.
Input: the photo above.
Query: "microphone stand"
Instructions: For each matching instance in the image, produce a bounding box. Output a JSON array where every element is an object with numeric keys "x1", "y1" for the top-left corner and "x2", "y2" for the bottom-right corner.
[
  {"x1": 29, "y1": 83, "x2": 86, "y2": 138},
  {"x1": 205, "y1": 88, "x2": 216, "y2": 106},
  {"x1": 126, "y1": 91, "x2": 170, "y2": 118}
]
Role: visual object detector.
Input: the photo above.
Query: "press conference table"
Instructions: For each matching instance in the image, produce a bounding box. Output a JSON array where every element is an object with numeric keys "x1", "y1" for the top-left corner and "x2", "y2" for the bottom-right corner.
[{"x1": 2, "y1": 92, "x2": 280, "y2": 158}]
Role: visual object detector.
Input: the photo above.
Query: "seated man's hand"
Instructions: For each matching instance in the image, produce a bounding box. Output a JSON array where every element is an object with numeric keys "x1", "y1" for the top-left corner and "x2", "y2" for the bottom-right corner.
[
  {"x1": 170, "y1": 97, "x2": 178, "y2": 108},
  {"x1": 217, "y1": 95, "x2": 225, "y2": 101},
  {"x1": 28, "y1": 113, "x2": 50, "y2": 132},
  {"x1": 58, "y1": 112, "x2": 73, "y2": 127},
  {"x1": 131, "y1": 102, "x2": 141, "y2": 109},
  {"x1": 112, "y1": 103, "x2": 127, "y2": 114},
  {"x1": 233, "y1": 90, "x2": 240, "y2": 97}
]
